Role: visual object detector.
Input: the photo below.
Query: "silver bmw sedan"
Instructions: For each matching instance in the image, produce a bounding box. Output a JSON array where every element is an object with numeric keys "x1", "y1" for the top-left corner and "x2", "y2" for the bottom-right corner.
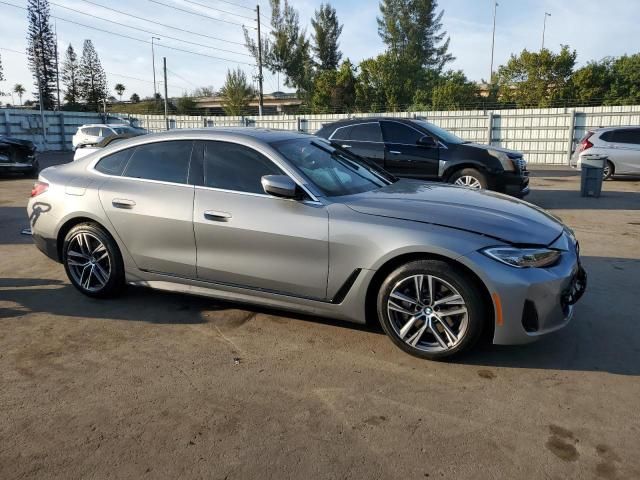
[{"x1": 27, "y1": 129, "x2": 586, "y2": 359}]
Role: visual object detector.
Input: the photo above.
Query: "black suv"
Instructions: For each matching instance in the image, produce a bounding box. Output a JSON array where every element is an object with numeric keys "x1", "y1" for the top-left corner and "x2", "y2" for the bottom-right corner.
[{"x1": 315, "y1": 117, "x2": 529, "y2": 197}]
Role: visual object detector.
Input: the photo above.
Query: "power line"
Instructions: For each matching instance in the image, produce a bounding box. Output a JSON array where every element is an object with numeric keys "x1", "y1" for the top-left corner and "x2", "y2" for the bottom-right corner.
[
  {"x1": 182, "y1": 0, "x2": 256, "y2": 21},
  {"x1": 76, "y1": 0, "x2": 247, "y2": 47},
  {"x1": 210, "y1": 0, "x2": 255, "y2": 11},
  {"x1": 148, "y1": 0, "x2": 250, "y2": 28},
  {"x1": 48, "y1": 0, "x2": 253, "y2": 58},
  {"x1": 0, "y1": 1, "x2": 256, "y2": 66},
  {"x1": 166, "y1": 68, "x2": 199, "y2": 88}
]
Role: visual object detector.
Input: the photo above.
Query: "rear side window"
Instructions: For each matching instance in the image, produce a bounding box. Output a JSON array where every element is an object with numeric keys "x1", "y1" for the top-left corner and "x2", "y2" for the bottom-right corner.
[
  {"x1": 123, "y1": 140, "x2": 193, "y2": 184},
  {"x1": 381, "y1": 121, "x2": 423, "y2": 145},
  {"x1": 599, "y1": 131, "x2": 614, "y2": 142},
  {"x1": 83, "y1": 127, "x2": 99, "y2": 136},
  {"x1": 612, "y1": 129, "x2": 640, "y2": 144},
  {"x1": 350, "y1": 123, "x2": 382, "y2": 142},
  {"x1": 330, "y1": 125, "x2": 353, "y2": 141},
  {"x1": 202, "y1": 141, "x2": 283, "y2": 194},
  {"x1": 95, "y1": 148, "x2": 134, "y2": 176}
]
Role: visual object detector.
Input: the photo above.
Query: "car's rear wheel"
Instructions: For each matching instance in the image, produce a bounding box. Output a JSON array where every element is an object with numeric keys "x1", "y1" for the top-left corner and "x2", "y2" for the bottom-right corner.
[
  {"x1": 449, "y1": 168, "x2": 487, "y2": 190},
  {"x1": 603, "y1": 160, "x2": 614, "y2": 180},
  {"x1": 63, "y1": 223, "x2": 125, "y2": 298},
  {"x1": 377, "y1": 260, "x2": 487, "y2": 360}
]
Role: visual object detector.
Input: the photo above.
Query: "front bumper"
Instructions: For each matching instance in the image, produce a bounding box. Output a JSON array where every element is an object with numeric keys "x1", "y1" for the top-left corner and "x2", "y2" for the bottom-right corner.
[
  {"x1": 462, "y1": 233, "x2": 586, "y2": 345},
  {"x1": 491, "y1": 170, "x2": 530, "y2": 198}
]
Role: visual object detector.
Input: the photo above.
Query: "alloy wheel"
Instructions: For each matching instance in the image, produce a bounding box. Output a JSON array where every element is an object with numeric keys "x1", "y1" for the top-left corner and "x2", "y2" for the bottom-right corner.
[
  {"x1": 454, "y1": 175, "x2": 482, "y2": 189},
  {"x1": 387, "y1": 274, "x2": 469, "y2": 353},
  {"x1": 66, "y1": 232, "x2": 111, "y2": 292},
  {"x1": 602, "y1": 164, "x2": 611, "y2": 179}
]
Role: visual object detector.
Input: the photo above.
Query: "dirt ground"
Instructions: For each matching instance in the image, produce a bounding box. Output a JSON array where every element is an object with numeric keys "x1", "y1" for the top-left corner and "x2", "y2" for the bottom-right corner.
[{"x1": 1, "y1": 153, "x2": 639, "y2": 480}]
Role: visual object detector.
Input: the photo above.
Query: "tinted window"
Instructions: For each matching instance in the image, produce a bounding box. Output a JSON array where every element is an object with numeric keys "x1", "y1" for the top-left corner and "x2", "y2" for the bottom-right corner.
[
  {"x1": 123, "y1": 140, "x2": 193, "y2": 184},
  {"x1": 599, "y1": 131, "x2": 614, "y2": 142},
  {"x1": 95, "y1": 148, "x2": 134, "y2": 176},
  {"x1": 83, "y1": 127, "x2": 100, "y2": 136},
  {"x1": 412, "y1": 120, "x2": 466, "y2": 144},
  {"x1": 330, "y1": 125, "x2": 352, "y2": 141},
  {"x1": 203, "y1": 141, "x2": 283, "y2": 194},
  {"x1": 612, "y1": 129, "x2": 640, "y2": 144},
  {"x1": 381, "y1": 121, "x2": 423, "y2": 145},
  {"x1": 350, "y1": 123, "x2": 382, "y2": 142}
]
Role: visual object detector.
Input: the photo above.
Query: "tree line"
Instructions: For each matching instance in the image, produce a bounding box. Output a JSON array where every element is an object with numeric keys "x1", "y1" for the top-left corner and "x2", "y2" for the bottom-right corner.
[{"x1": 7, "y1": 0, "x2": 640, "y2": 115}]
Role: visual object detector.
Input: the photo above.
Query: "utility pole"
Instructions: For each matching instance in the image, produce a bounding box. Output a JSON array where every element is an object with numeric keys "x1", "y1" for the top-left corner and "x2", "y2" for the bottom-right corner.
[
  {"x1": 489, "y1": 1, "x2": 498, "y2": 84},
  {"x1": 163, "y1": 57, "x2": 169, "y2": 131},
  {"x1": 256, "y1": 4, "x2": 264, "y2": 116},
  {"x1": 152, "y1": 36, "x2": 160, "y2": 99},
  {"x1": 54, "y1": 21, "x2": 61, "y2": 110},
  {"x1": 541, "y1": 12, "x2": 551, "y2": 50}
]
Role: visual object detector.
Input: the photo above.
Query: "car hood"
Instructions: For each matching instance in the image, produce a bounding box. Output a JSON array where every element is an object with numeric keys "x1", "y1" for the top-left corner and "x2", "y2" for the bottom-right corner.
[
  {"x1": 459, "y1": 142, "x2": 523, "y2": 158},
  {"x1": 342, "y1": 179, "x2": 564, "y2": 245},
  {"x1": 0, "y1": 136, "x2": 36, "y2": 151}
]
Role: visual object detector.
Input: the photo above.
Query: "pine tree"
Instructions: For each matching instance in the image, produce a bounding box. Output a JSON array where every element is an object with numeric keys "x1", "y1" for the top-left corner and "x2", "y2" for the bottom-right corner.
[
  {"x1": 0, "y1": 53, "x2": 4, "y2": 81},
  {"x1": 219, "y1": 68, "x2": 254, "y2": 116},
  {"x1": 78, "y1": 39, "x2": 107, "y2": 111},
  {"x1": 26, "y1": 0, "x2": 58, "y2": 109},
  {"x1": 311, "y1": 3, "x2": 343, "y2": 71},
  {"x1": 377, "y1": 0, "x2": 453, "y2": 72},
  {"x1": 61, "y1": 44, "x2": 80, "y2": 105}
]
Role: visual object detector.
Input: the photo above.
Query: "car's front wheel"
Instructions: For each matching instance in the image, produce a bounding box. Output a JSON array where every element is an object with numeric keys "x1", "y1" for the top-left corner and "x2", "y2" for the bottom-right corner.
[
  {"x1": 603, "y1": 160, "x2": 614, "y2": 180},
  {"x1": 63, "y1": 223, "x2": 125, "y2": 298},
  {"x1": 377, "y1": 260, "x2": 487, "y2": 359},
  {"x1": 449, "y1": 168, "x2": 487, "y2": 190}
]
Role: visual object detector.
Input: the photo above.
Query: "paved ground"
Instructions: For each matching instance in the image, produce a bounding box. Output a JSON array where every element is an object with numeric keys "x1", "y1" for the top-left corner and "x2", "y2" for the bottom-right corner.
[{"x1": 1, "y1": 153, "x2": 639, "y2": 479}]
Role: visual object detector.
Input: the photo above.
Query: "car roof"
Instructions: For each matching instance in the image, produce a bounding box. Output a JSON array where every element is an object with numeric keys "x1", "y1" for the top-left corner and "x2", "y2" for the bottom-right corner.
[
  {"x1": 320, "y1": 117, "x2": 418, "y2": 128},
  {"x1": 79, "y1": 123, "x2": 131, "y2": 128},
  {"x1": 139, "y1": 127, "x2": 313, "y2": 142},
  {"x1": 592, "y1": 126, "x2": 640, "y2": 132}
]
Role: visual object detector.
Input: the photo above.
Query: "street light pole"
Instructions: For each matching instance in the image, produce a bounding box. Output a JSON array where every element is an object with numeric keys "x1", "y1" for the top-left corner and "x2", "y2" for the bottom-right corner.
[
  {"x1": 489, "y1": 1, "x2": 498, "y2": 84},
  {"x1": 151, "y1": 36, "x2": 160, "y2": 98},
  {"x1": 541, "y1": 12, "x2": 551, "y2": 50}
]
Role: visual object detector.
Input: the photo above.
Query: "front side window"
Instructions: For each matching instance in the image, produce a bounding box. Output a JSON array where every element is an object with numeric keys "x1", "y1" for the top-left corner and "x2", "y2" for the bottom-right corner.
[
  {"x1": 350, "y1": 123, "x2": 382, "y2": 142},
  {"x1": 330, "y1": 125, "x2": 353, "y2": 141},
  {"x1": 123, "y1": 140, "x2": 193, "y2": 184},
  {"x1": 203, "y1": 141, "x2": 283, "y2": 194},
  {"x1": 271, "y1": 138, "x2": 395, "y2": 197},
  {"x1": 381, "y1": 121, "x2": 424, "y2": 145}
]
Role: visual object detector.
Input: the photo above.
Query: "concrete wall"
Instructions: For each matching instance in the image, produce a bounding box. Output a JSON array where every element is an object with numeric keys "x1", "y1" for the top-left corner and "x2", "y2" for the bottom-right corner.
[{"x1": 2, "y1": 105, "x2": 640, "y2": 164}]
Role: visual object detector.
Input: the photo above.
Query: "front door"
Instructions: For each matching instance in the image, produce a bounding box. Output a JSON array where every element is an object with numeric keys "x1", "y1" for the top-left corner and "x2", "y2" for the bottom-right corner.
[
  {"x1": 610, "y1": 128, "x2": 640, "y2": 174},
  {"x1": 381, "y1": 120, "x2": 439, "y2": 179},
  {"x1": 192, "y1": 140, "x2": 329, "y2": 300},
  {"x1": 98, "y1": 140, "x2": 197, "y2": 277}
]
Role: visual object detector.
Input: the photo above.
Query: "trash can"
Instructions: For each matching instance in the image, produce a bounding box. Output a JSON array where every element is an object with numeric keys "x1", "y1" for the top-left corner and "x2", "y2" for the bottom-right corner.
[{"x1": 580, "y1": 154, "x2": 606, "y2": 198}]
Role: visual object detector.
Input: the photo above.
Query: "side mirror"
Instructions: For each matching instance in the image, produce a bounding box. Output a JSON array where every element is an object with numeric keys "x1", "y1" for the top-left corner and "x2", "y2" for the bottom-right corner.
[
  {"x1": 417, "y1": 135, "x2": 437, "y2": 148},
  {"x1": 261, "y1": 175, "x2": 299, "y2": 199}
]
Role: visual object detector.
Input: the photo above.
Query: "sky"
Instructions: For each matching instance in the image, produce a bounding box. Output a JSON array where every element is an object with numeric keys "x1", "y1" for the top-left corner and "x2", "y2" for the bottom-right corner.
[{"x1": 1, "y1": 0, "x2": 639, "y2": 104}]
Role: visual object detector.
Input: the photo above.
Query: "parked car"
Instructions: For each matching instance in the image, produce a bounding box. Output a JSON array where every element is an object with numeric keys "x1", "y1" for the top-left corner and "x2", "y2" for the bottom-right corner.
[
  {"x1": 72, "y1": 124, "x2": 145, "y2": 149},
  {"x1": 28, "y1": 129, "x2": 585, "y2": 360},
  {"x1": 73, "y1": 131, "x2": 147, "y2": 161},
  {"x1": 0, "y1": 136, "x2": 38, "y2": 177},
  {"x1": 571, "y1": 127, "x2": 640, "y2": 179},
  {"x1": 315, "y1": 117, "x2": 529, "y2": 197}
]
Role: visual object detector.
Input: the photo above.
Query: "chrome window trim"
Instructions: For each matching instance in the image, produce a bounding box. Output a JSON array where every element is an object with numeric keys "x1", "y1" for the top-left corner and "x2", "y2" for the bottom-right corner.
[
  {"x1": 328, "y1": 120, "x2": 448, "y2": 149},
  {"x1": 194, "y1": 184, "x2": 324, "y2": 206},
  {"x1": 329, "y1": 122, "x2": 381, "y2": 143}
]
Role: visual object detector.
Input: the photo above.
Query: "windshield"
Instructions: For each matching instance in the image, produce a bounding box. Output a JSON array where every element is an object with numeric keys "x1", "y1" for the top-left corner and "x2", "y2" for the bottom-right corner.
[
  {"x1": 271, "y1": 138, "x2": 396, "y2": 197},
  {"x1": 112, "y1": 127, "x2": 133, "y2": 134},
  {"x1": 413, "y1": 120, "x2": 466, "y2": 144}
]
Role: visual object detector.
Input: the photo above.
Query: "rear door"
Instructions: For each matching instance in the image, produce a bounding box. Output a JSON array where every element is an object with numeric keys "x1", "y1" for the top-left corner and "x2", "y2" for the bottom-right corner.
[
  {"x1": 381, "y1": 120, "x2": 439, "y2": 179},
  {"x1": 609, "y1": 129, "x2": 640, "y2": 174},
  {"x1": 329, "y1": 123, "x2": 385, "y2": 167},
  {"x1": 97, "y1": 140, "x2": 197, "y2": 277},
  {"x1": 192, "y1": 140, "x2": 329, "y2": 299}
]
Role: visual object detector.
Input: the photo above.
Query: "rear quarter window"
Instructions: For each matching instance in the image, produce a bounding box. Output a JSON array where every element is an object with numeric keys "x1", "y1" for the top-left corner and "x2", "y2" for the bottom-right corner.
[{"x1": 94, "y1": 148, "x2": 134, "y2": 176}]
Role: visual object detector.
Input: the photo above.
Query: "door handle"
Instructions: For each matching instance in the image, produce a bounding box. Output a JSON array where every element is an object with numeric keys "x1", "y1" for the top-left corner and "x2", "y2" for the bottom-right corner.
[
  {"x1": 341, "y1": 144, "x2": 352, "y2": 148},
  {"x1": 389, "y1": 150, "x2": 402, "y2": 155},
  {"x1": 204, "y1": 210, "x2": 232, "y2": 222},
  {"x1": 112, "y1": 198, "x2": 136, "y2": 209}
]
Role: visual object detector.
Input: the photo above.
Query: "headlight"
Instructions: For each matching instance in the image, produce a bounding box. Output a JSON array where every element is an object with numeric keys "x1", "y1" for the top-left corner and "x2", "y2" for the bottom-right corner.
[
  {"x1": 482, "y1": 246, "x2": 561, "y2": 268},
  {"x1": 488, "y1": 149, "x2": 515, "y2": 172}
]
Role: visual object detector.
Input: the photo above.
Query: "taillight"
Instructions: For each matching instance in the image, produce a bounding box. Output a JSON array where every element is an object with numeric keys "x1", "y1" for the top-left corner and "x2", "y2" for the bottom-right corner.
[
  {"x1": 30, "y1": 181, "x2": 49, "y2": 197},
  {"x1": 578, "y1": 132, "x2": 594, "y2": 152}
]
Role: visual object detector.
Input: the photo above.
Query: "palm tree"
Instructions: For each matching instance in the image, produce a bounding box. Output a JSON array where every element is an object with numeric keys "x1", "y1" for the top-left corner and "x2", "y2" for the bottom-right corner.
[
  {"x1": 13, "y1": 84, "x2": 26, "y2": 106},
  {"x1": 114, "y1": 83, "x2": 125, "y2": 101}
]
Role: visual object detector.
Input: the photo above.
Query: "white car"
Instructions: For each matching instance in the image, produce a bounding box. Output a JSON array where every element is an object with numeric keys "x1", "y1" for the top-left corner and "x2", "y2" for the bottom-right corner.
[
  {"x1": 571, "y1": 127, "x2": 640, "y2": 179},
  {"x1": 72, "y1": 124, "x2": 143, "y2": 149},
  {"x1": 73, "y1": 132, "x2": 146, "y2": 161}
]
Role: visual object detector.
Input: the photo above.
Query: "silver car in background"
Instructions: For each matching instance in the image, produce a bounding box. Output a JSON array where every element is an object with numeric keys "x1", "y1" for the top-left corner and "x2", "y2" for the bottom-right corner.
[
  {"x1": 27, "y1": 129, "x2": 586, "y2": 359},
  {"x1": 572, "y1": 126, "x2": 640, "y2": 179}
]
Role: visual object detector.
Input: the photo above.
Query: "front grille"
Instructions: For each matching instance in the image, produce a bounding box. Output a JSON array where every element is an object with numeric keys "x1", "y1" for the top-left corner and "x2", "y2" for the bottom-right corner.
[{"x1": 512, "y1": 157, "x2": 527, "y2": 172}]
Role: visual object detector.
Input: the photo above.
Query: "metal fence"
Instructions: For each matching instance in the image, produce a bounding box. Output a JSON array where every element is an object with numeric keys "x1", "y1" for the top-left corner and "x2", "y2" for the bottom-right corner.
[{"x1": 2, "y1": 105, "x2": 640, "y2": 164}]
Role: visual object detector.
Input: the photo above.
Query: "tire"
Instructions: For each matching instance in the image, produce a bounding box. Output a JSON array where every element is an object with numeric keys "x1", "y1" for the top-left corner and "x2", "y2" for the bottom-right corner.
[
  {"x1": 62, "y1": 222, "x2": 125, "y2": 298},
  {"x1": 449, "y1": 168, "x2": 488, "y2": 190},
  {"x1": 376, "y1": 260, "x2": 487, "y2": 360},
  {"x1": 602, "y1": 160, "x2": 614, "y2": 181}
]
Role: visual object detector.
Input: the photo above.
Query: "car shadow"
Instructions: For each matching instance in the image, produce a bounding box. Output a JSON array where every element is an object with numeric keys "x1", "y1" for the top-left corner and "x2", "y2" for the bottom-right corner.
[
  {"x1": 527, "y1": 189, "x2": 640, "y2": 210},
  {"x1": 0, "y1": 206, "x2": 34, "y2": 245}
]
